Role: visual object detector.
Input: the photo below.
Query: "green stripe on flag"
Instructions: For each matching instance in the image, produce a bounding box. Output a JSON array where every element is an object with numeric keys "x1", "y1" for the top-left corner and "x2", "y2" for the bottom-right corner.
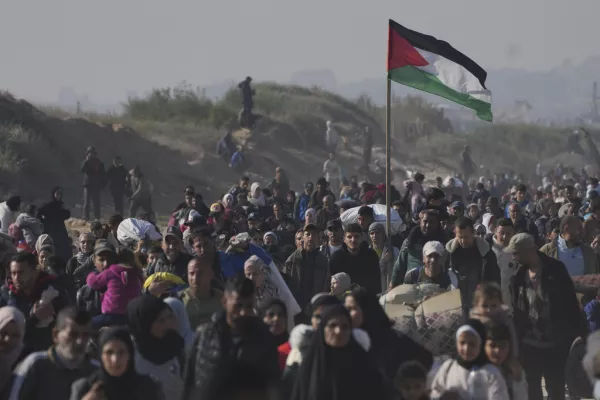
[{"x1": 388, "y1": 66, "x2": 493, "y2": 122}]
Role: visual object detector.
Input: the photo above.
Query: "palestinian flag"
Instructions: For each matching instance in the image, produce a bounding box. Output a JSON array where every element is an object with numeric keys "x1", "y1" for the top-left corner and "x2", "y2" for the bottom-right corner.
[{"x1": 387, "y1": 19, "x2": 492, "y2": 121}]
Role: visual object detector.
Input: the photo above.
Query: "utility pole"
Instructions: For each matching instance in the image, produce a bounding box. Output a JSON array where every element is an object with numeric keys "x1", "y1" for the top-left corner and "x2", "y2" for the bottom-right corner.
[{"x1": 593, "y1": 82, "x2": 599, "y2": 122}]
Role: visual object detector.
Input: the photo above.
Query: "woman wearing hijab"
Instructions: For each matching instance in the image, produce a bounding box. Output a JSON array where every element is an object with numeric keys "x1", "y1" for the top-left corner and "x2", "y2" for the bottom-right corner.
[
  {"x1": 431, "y1": 319, "x2": 509, "y2": 400},
  {"x1": 259, "y1": 298, "x2": 290, "y2": 370},
  {"x1": 291, "y1": 304, "x2": 386, "y2": 400},
  {"x1": 304, "y1": 209, "x2": 316, "y2": 227},
  {"x1": 70, "y1": 327, "x2": 164, "y2": 400},
  {"x1": 222, "y1": 194, "x2": 235, "y2": 210},
  {"x1": 344, "y1": 288, "x2": 432, "y2": 379},
  {"x1": 164, "y1": 297, "x2": 194, "y2": 355},
  {"x1": 37, "y1": 187, "x2": 71, "y2": 261},
  {"x1": 249, "y1": 183, "x2": 266, "y2": 207},
  {"x1": 35, "y1": 234, "x2": 54, "y2": 256},
  {"x1": 128, "y1": 296, "x2": 185, "y2": 400},
  {"x1": 67, "y1": 232, "x2": 96, "y2": 289},
  {"x1": 0, "y1": 307, "x2": 25, "y2": 396}
]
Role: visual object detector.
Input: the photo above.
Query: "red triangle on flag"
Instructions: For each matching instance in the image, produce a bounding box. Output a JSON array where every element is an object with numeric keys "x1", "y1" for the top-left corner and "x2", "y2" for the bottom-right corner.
[{"x1": 387, "y1": 25, "x2": 429, "y2": 71}]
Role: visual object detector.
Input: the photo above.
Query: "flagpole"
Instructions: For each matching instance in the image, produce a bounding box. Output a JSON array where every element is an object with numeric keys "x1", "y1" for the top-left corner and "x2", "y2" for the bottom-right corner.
[{"x1": 385, "y1": 77, "x2": 393, "y2": 257}]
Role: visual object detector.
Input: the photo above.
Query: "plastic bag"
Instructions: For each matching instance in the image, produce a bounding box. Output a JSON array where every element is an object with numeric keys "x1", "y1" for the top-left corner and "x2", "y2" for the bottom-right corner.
[
  {"x1": 339, "y1": 204, "x2": 405, "y2": 235},
  {"x1": 117, "y1": 218, "x2": 162, "y2": 247}
]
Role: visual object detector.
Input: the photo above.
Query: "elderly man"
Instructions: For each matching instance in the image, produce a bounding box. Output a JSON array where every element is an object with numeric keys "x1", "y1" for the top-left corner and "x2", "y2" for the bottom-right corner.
[
  {"x1": 403, "y1": 241, "x2": 452, "y2": 289},
  {"x1": 369, "y1": 222, "x2": 399, "y2": 291},
  {"x1": 315, "y1": 195, "x2": 339, "y2": 230},
  {"x1": 540, "y1": 215, "x2": 600, "y2": 276}
]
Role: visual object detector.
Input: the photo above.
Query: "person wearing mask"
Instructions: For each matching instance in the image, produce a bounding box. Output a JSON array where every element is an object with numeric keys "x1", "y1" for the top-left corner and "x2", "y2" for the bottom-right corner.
[
  {"x1": 67, "y1": 233, "x2": 96, "y2": 290},
  {"x1": 508, "y1": 233, "x2": 587, "y2": 400},
  {"x1": 106, "y1": 156, "x2": 128, "y2": 216},
  {"x1": 403, "y1": 241, "x2": 452, "y2": 289},
  {"x1": 9, "y1": 307, "x2": 97, "y2": 400},
  {"x1": 330, "y1": 223, "x2": 381, "y2": 295},
  {"x1": 180, "y1": 256, "x2": 223, "y2": 331},
  {"x1": 37, "y1": 188, "x2": 71, "y2": 261},
  {"x1": 128, "y1": 166, "x2": 154, "y2": 221},
  {"x1": 390, "y1": 210, "x2": 445, "y2": 288},
  {"x1": 294, "y1": 182, "x2": 314, "y2": 223},
  {"x1": 284, "y1": 224, "x2": 330, "y2": 314},
  {"x1": 490, "y1": 219, "x2": 517, "y2": 308},
  {"x1": 369, "y1": 222, "x2": 399, "y2": 292},
  {"x1": 0, "y1": 196, "x2": 21, "y2": 235},
  {"x1": 0, "y1": 307, "x2": 25, "y2": 397},
  {"x1": 147, "y1": 226, "x2": 191, "y2": 283},
  {"x1": 0, "y1": 252, "x2": 70, "y2": 354},
  {"x1": 541, "y1": 215, "x2": 600, "y2": 276},
  {"x1": 182, "y1": 277, "x2": 280, "y2": 400},
  {"x1": 290, "y1": 304, "x2": 386, "y2": 400},
  {"x1": 447, "y1": 217, "x2": 501, "y2": 316},
  {"x1": 127, "y1": 296, "x2": 185, "y2": 400},
  {"x1": 315, "y1": 195, "x2": 339, "y2": 231},
  {"x1": 81, "y1": 146, "x2": 106, "y2": 221},
  {"x1": 320, "y1": 219, "x2": 344, "y2": 261},
  {"x1": 70, "y1": 327, "x2": 164, "y2": 400}
]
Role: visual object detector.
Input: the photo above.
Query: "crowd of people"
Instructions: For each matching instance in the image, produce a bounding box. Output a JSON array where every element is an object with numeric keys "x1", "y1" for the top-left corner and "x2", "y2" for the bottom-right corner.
[{"x1": 1, "y1": 143, "x2": 600, "y2": 400}]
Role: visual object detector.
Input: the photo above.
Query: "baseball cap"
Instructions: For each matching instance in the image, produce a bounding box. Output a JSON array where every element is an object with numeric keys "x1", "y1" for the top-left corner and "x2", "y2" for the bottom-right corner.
[
  {"x1": 247, "y1": 212, "x2": 260, "y2": 221},
  {"x1": 94, "y1": 239, "x2": 115, "y2": 256},
  {"x1": 304, "y1": 182, "x2": 314, "y2": 189},
  {"x1": 164, "y1": 226, "x2": 183, "y2": 242},
  {"x1": 209, "y1": 203, "x2": 224, "y2": 216},
  {"x1": 326, "y1": 219, "x2": 343, "y2": 231},
  {"x1": 451, "y1": 201, "x2": 465, "y2": 209},
  {"x1": 368, "y1": 222, "x2": 385, "y2": 233},
  {"x1": 504, "y1": 233, "x2": 536, "y2": 253},
  {"x1": 423, "y1": 241, "x2": 445, "y2": 257}
]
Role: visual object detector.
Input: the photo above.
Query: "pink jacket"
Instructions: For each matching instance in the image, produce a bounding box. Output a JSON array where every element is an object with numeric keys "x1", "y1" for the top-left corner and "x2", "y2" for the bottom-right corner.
[{"x1": 86, "y1": 264, "x2": 142, "y2": 315}]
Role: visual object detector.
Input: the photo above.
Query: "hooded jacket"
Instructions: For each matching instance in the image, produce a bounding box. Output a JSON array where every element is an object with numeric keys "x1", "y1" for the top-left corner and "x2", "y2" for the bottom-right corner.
[
  {"x1": 329, "y1": 243, "x2": 381, "y2": 295},
  {"x1": 86, "y1": 264, "x2": 143, "y2": 315},
  {"x1": 491, "y1": 238, "x2": 518, "y2": 309},
  {"x1": 15, "y1": 214, "x2": 43, "y2": 248}
]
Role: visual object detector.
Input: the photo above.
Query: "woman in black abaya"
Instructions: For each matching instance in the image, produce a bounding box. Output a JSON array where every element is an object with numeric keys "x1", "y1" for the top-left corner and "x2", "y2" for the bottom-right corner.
[
  {"x1": 291, "y1": 304, "x2": 387, "y2": 400},
  {"x1": 70, "y1": 327, "x2": 164, "y2": 400}
]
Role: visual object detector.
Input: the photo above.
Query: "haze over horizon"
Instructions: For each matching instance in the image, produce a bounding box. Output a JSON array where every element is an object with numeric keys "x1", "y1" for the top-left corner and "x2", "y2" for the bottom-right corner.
[{"x1": 1, "y1": 0, "x2": 599, "y2": 105}]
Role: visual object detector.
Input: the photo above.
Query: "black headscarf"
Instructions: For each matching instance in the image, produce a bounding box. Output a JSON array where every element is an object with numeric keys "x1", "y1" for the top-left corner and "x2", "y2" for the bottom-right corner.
[
  {"x1": 347, "y1": 288, "x2": 393, "y2": 341},
  {"x1": 90, "y1": 327, "x2": 137, "y2": 400},
  {"x1": 259, "y1": 297, "x2": 289, "y2": 346},
  {"x1": 455, "y1": 319, "x2": 489, "y2": 370},
  {"x1": 291, "y1": 304, "x2": 385, "y2": 400},
  {"x1": 127, "y1": 295, "x2": 184, "y2": 365},
  {"x1": 307, "y1": 293, "x2": 341, "y2": 317}
]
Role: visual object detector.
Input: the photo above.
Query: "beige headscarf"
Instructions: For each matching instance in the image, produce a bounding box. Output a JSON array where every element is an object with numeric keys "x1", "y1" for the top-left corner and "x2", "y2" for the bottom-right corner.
[
  {"x1": 35, "y1": 234, "x2": 54, "y2": 254},
  {"x1": 0, "y1": 307, "x2": 25, "y2": 390}
]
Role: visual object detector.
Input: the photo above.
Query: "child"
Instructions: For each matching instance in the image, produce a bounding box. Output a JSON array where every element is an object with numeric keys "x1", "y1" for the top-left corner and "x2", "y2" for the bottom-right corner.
[
  {"x1": 471, "y1": 283, "x2": 504, "y2": 318},
  {"x1": 430, "y1": 319, "x2": 509, "y2": 400},
  {"x1": 86, "y1": 247, "x2": 143, "y2": 329},
  {"x1": 394, "y1": 361, "x2": 429, "y2": 400},
  {"x1": 483, "y1": 317, "x2": 528, "y2": 400}
]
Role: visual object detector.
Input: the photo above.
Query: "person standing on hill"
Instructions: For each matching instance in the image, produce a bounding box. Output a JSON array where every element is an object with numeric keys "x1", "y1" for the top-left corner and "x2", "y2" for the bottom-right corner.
[
  {"x1": 362, "y1": 126, "x2": 373, "y2": 169},
  {"x1": 461, "y1": 144, "x2": 477, "y2": 183},
  {"x1": 80, "y1": 146, "x2": 106, "y2": 221},
  {"x1": 325, "y1": 121, "x2": 340, "y2": 153},
  {"x1": 106, "y1": 156, "x2": 128, "y2": 216},
  {"x1": 238, "y1": 76, "x2": 255, "y2": 127},
  {"x1": 323, "y1": 152, "x2": 342, "y2": 195},
  {"x1": 128, "y1": 166, "x2": 154, "y2": 221}
]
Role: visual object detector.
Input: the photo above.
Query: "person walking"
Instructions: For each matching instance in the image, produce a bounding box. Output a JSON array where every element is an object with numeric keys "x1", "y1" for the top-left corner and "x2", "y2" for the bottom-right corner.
[{"x1": 80, "y1": 146, "x2": 106, "y2": 220}]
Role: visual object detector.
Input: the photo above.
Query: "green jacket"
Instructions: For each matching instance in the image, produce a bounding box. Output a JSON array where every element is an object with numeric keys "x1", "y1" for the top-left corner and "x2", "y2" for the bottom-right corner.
[{"x1": 540, "y1": 237, "x2": 600, "y2": 275}]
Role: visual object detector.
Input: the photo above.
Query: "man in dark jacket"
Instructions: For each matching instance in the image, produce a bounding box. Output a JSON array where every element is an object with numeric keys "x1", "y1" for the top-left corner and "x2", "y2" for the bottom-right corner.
[
  {"x1": 80, "y1": 146, "x2": 105, "y2": 220},
  {"x1": 309, "y1": 177, "x2": 335, "y2": 210},
  {"x1": 330, "y1": 223, "x2": 381, "y2": 294},
  {"x1": 446, "y1": 217, "x2": 501, "y2": 316},
  {"x1": 283, "y1": 224, "x2": 330, "y2": 312},
  {"x1": 508, "y1": 233, "x2": 587, "y2": 400},
  {"x1": 294, "y1": 182, "x2": 313, "y2": 222},
  {"x1": 182, "y1": 277, "x2": 280, "y2": 400},
  {"x1": 508, "y1": 203, "x2": 539, "y2": 239},
  {"x1": 9, "y1": 307, "x2": 97, "y2": 400},
  {"x1": 0, "y1": 252, "x2": 70, "y2": 354},
  {"x1": 128, "y1": 166, "x2": 154, "y2": 221},
  {"x1": 147, "y1": 226, "x2": 192, "y2": 282},
  {"x1": 390, "y1": 210, "x2": 446, "y2": 288},
  {"x1": 106, "y1": 156, "x2": 128, "y2": 216}
]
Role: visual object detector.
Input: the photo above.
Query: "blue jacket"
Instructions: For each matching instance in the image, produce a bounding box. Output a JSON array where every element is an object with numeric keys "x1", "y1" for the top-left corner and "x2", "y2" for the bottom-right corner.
[
  {"x1": 295, "y1": 193, "x2": 311, "y2": 222},
  {"x1": 585, "y1": 299, "x2": 600, "y2": 332},
  {"x1": 218, "y1": 244, "x2": 273, "y2": 279}
]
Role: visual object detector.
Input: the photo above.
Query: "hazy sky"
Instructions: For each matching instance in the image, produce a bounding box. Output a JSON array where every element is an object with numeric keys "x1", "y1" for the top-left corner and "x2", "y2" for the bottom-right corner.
[{"x1": 1, "y1": 0, "x2": 598, "y2": 104}]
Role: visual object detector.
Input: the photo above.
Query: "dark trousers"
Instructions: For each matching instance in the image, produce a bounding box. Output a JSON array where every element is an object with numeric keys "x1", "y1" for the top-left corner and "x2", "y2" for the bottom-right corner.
[
  {"x1": 83, "y1": 187, "x2": 101, "y2": 220},
  {"x1": 129, "y1": 197, "x2": 154, "y2": 221},
  {"x1": 111, "y1": 190, "x2": 124, "y2": 216},
  {"x1": 520, "y1": 343, "x2": 569, "y2": 400}
]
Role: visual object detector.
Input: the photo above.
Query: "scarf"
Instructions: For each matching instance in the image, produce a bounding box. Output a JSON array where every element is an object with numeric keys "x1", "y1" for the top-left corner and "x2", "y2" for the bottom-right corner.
[
  {"x1": 164, "y1": 297, "x2": 194, "y2": 354},
  {"x1": 249, "y1": 183, "x2": 266, "y2": 207},
  {"x1": 455, "y1": 319, "x2": 489, "y2": 370},
  {"x1": 35, "y1": 234, "x2": 54, "y2": 254},
  {"x1": 89, "y1": 327, "x2": 138, "y2": 400},
  {"x1": 0, "y1": 307, "x2": 25, "y2": 390},
  {"x1": 481, "y1": 213, "x2": 496, "y2": 234},
  {"x1": 128, "y1": 296, "x2": 184, "y2": 365}
]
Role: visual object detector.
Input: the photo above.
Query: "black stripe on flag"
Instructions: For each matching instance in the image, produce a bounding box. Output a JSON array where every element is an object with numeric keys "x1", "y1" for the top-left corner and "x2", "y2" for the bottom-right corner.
[{"x1": 389, "y1": 19, "x2": 488, "y2": 90}]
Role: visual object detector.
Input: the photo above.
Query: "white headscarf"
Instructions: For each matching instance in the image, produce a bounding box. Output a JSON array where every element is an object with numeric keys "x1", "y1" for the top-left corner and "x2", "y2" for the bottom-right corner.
[
  {"x1": 0, "y1": 307, "x2": 25, "y2": 389},
  {"x1": 249, "y1": 183, "x2": 266, "y2": 207},
  {"x1": 163, "y1": 298, "x2": 194, "y2": 354}
]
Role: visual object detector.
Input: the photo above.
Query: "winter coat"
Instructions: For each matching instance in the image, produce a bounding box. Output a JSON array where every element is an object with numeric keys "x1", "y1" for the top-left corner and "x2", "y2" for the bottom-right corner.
[
  {"x1": 182, "y1": 313, "x2": 280, "y2": 400},
  {"x1": 70, "y1": 374, "x2": 164, "y2": 400},
  {"x1": 329, "y1": 243, "x2": 381, "y2": 295},
  {"x1": 86, "y1": 264, "x2": 143, "y2": 315},
  {"x1": 67, "y1": 255, "x2": 96, "y2": 290},
  {"x1": 0, "y1": 202, "x2": 16, "y2": 235},
  {"x1": 294, "y1": 193, "x2": 311, "y2": 222},
  {"x1": 0, "y1": 273, "x2": 70, "y2": 354},
  {"x1": 510, "y1": 252, "x2": 587, "y2": 347},
  {"x1": 491, "y1": 238, "x2": 518, "y2": 309},
  {"x1": 283, "y1": 249, "x2": 330, "y2": 310},
  {"x1": 37, "y1": 200, "x2": 70, "y2": 261},
  {"x1": 15, "y1": 214, "x2": 43, "y2": 248},
  {"x1": 446, "y1": 236, "x2": 501, "y2": 312},
  {"x1": 106, "y1": 164, "x2": 129, "y2": 194},
  {"x1": 430, "y1": 359, "x2": 510, "y2": 400},
  {"x1": 540, "y1": 237, "x2": 600, "y2": 276}
]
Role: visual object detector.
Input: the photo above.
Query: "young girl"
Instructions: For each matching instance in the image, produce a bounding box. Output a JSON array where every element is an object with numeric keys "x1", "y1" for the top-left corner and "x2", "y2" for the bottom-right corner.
[
  {"x1": 86, "y1": 248, "x2": 143, "y2": 329},
  {"x1": 430, "y1": 319, "x2": 510, "y2": 400},
  {"x1": 483, "y1": 317, "x2": 528, "y2": 400}
]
